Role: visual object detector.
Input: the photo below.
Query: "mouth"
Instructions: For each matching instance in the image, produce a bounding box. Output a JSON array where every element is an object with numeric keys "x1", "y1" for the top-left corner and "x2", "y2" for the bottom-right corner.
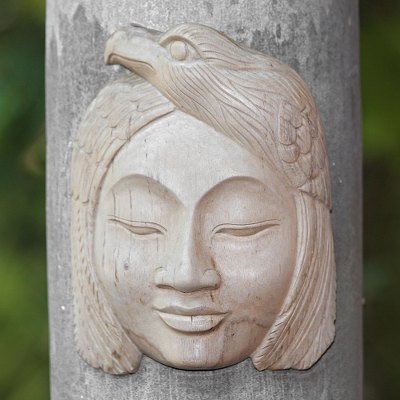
[
  {"x1": 106, "y1": 54, "x2": 155, "y2": 72},
  {"x1": 154, "y1": 306, "x2": 229, "y2": 333}
]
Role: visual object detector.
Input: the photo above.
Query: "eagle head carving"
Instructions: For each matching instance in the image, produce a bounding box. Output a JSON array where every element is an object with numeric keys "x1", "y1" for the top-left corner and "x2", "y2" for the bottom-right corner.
[{"x1": 104, "y1": 23, "x2": 331, "y2": 209}]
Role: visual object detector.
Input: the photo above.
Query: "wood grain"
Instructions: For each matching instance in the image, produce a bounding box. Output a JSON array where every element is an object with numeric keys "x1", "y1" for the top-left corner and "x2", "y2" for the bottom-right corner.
[{"x1": 71, "y1": 24, "x2": 335, "y2": 374}]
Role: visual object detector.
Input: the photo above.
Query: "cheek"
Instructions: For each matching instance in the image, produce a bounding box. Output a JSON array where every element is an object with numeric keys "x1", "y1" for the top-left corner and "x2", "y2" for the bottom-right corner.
[
  {"x1": 94, "y1": 225, "x2": 162, "y2": 314},
  {"x1": 212, "y1": 222, "x2": 296, "y2": 314}
]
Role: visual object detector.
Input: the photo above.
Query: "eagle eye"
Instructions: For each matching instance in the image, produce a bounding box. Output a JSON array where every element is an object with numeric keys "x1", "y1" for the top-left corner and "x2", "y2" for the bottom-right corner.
[{"x1": 167, "y1": 40, "x2": 198, "y2": 62}]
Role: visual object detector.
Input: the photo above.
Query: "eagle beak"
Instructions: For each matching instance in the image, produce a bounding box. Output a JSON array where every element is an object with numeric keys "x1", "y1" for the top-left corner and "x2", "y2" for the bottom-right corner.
[{"x1": 104, "y1": 25, "x2": 163, "y2": 78}]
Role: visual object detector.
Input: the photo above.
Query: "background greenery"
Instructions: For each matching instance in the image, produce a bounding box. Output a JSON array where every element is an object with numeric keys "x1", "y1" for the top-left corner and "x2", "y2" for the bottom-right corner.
[{"x1": 0, "y1": 0, "x2": 398, "y2": 398}]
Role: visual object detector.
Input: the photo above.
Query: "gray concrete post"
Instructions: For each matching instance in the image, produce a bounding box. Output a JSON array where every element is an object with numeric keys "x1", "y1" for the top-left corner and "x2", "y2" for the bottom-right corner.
[{"x1": 46, "y1": 1, "x2": 362, "y2": 399}]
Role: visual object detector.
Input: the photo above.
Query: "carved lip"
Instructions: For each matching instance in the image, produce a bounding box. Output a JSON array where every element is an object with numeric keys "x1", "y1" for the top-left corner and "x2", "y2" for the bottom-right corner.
[{"x1": 154, "y1": 306, "x2": 228, "y2": 333}]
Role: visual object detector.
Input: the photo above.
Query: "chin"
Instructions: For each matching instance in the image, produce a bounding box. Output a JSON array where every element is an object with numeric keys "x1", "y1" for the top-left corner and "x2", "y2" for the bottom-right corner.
[
  {"x1": 152, "y1": 333, "x2": 250, "y2": 371},
  {"x1": 161, "y1": 351, "x2": 249, "y2": 371},
  {"x1": 163, "y1": 356, "x2": 221, "y2": 370}
]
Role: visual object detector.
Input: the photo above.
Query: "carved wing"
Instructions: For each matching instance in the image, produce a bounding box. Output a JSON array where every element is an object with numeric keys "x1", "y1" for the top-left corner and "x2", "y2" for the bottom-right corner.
[
  {"x1": 152, "y1": 57, "x2": 332, "y2": 209},
  {"x1": 276, "y1": 97, "x2": 331, "y2": 209},
  {"x1": 223, "y1": 66, "x2": 332, "y2": 209},
  {"x1": 71, "y1": 76, "x2": 174, "y2": 374}
]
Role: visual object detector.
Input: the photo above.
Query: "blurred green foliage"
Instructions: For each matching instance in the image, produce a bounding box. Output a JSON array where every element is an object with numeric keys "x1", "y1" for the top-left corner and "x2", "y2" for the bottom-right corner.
[
  {"x1": 0, "y1": 0, "x2": 47, "y2": 399},
  {"x1": 361, "y1": 1, "x2": 400, "y2": 399},
  {"x1": 0, "y1": 0, "x2": 399, "y2": 399}
]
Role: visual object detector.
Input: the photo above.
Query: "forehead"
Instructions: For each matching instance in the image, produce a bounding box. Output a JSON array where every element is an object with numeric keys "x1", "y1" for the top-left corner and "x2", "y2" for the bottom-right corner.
[{"x1": 101, "y1": 111, "x2": 289, "y2": 205}]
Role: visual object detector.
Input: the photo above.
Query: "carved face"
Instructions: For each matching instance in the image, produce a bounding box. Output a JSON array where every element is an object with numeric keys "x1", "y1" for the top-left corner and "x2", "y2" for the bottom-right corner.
[{"x1": 94, "y1": 110, "x2": 297, "y2": 369}]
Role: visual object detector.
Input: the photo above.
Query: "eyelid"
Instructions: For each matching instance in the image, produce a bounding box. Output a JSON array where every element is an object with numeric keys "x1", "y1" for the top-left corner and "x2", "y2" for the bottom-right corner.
[
  {"x1": 212, "y1": 219, "x2": 280, "y2": 238},
  {"x1": 160, "y1": 35, "x2": 190, "y2": 48},
  {"x1": 107, "y1": 216, "x2": 167, "y2": 236}
]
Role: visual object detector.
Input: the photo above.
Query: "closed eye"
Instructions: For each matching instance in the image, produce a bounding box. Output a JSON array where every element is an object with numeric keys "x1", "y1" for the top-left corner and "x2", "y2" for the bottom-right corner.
[
  {"x1": 108, "y1": 216, "x2": 166, "y2": 237},
  {"x1": 212, "y1": 219, "x2": 280, "y2": 238}
]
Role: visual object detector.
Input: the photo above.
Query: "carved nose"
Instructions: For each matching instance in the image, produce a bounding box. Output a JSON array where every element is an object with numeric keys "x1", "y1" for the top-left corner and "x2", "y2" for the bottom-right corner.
[{"x1": 154, "y1": 234, "x2": 221, "y2": 293}]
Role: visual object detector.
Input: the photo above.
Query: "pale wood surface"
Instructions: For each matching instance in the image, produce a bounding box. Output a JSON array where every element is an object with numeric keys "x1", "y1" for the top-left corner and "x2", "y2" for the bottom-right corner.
[
  {"x1": 71, "y1": 24, "x2": 335, "y2": 374},
  {"x1": 46, "y1": 0, "x2": 362, "y2": 398}
]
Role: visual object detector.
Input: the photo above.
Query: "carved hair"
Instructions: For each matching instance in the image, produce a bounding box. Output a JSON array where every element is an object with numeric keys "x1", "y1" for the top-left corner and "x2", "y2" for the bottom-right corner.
[
  {"x1": 72, "y1": 62, "x2": 335, "y2": 373},
  {"x1": 71, "y1": 76, "x2": 174, "y2": 374}
]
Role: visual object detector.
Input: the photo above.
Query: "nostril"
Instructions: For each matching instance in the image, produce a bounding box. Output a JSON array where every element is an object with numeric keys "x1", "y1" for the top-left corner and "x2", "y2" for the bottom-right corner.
[
  {"x1": 154, "y1": 267, "x2": 168, "y2": 288},
  {"x1": 202, "y1": 269, "x2": 221, "y2": 289}
]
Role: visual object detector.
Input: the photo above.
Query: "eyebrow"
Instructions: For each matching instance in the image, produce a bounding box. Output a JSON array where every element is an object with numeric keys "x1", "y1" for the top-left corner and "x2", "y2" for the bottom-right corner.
[
  {"x1": 109, "y1": 174, "x2": 281, "y2": 211},
  {"x1": 197, "y1": 175, "x2": 280, "y2": 205},
  {"x1": 108, "y1": 173, "x2": 182, "y2": 205}
]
